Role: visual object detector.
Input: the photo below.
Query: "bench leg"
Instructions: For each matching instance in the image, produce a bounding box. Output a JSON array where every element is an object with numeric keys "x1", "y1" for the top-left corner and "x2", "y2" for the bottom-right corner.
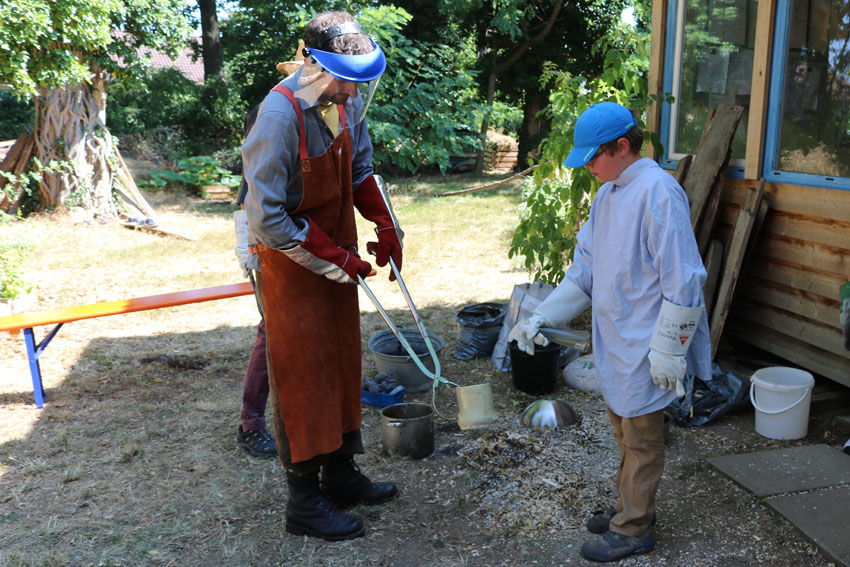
[{"x1": 23, "y1": 327, "x2": 45, "y2": 409}]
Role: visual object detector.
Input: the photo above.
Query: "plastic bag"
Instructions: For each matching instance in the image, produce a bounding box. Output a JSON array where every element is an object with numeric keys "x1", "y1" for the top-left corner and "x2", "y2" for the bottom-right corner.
[
  {"x1": 667, "y1": 364, "x2": 749, "y2": 427},
  {"x1": 491, "y1": 282, "x2": 555, "y2": 372},
  {"x1": 454, "y1": 302, "x2": 506, "y2": 360}
]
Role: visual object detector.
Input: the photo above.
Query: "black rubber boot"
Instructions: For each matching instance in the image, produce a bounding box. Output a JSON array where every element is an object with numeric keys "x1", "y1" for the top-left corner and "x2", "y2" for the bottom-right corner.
[
  {"x1": 285, "y1": 471, "x2": 365, "y2": 541},
  {"x1": 322, "y1": 457, "x2": 399, "y2": 507}
]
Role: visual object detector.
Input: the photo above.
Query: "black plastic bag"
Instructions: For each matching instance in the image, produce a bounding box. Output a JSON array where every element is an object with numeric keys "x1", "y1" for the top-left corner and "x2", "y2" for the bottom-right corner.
[
  {"x1": 454, "y1": 302, "x2": 506, "y2": 360},
  {"x1": 667, "y1": 365, "x2": 749, "y2": 427}
]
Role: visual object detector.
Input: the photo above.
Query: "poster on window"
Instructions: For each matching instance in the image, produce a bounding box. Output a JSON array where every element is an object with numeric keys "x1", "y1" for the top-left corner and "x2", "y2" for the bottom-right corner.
[{"x1": 697, "y1": 50, "x2": 730, "y2": 94}]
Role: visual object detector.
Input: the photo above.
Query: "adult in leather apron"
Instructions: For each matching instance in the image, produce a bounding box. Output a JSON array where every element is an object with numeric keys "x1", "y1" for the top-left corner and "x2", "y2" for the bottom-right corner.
[
  {"x1": 243, "y1": 12, "x2": 399, "y2": 542},
  {"x1": 257, "y1": 84, "x2": 363, "y2": 470}
]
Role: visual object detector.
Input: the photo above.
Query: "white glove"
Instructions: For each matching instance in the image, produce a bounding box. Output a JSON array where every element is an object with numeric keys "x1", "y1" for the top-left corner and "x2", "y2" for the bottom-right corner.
[
  {"x1": 508, "y1": 279, "x2": 591, "y2": 355},
  {"x1": 508, "y1": 314, "x2": 549, "y2": 355},
  {"x1": 233, "y1": 209, "x2": 253, "y2": 278},
  {"x1": 648, "y1": 299, "x2": 703, "y2": 397}
]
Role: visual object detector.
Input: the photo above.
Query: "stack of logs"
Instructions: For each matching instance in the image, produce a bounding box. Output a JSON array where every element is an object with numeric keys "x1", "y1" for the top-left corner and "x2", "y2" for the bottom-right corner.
[
  {"x1": 0, "y1": 133, "x2": 35, "y2": 215},
  {"x1": 675, "y1": 104, "x2": 768, "y2": 360}
]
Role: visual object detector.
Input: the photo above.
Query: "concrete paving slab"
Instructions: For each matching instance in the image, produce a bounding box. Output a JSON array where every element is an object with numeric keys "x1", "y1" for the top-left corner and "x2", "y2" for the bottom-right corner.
[
  {"x1": 767, "y1": 486, "x2": 850, "y2": 567},
  {"x1": 706, "y1": 444, "x2": 850, "y2": 497}
]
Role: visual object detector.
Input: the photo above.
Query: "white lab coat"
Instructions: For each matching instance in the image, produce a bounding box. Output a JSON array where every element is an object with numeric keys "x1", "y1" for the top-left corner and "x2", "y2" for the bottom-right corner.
[{"x1": 566, "y1": 158, "x2": 712, "y2": 417}]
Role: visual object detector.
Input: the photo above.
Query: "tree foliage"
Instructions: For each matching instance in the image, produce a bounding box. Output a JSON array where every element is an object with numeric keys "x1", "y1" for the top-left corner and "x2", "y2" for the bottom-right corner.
[
  {"x1": 0, "y1": 0, "x2": 190, "y2": 97},
  {"x1": 223, "y1": 2, "x2": 483, "y2": 175},
  {"x1": 509, "y1": 28, "x2": 670, "y2": 284},
  {"x1": 0, "y1": 0, "x2": 191, "y2": 216}
]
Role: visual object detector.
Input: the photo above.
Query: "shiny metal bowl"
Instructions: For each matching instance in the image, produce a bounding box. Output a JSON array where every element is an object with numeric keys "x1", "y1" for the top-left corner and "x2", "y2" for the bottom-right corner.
[{"x1": 521, "y1": 398, "x2": 578, "y2": 429}]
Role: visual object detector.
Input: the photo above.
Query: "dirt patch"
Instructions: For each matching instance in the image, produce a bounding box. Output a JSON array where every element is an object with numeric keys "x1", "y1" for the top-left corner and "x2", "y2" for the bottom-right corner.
[{"x1": 0, "y1": 179, "x2": 847, "y2": 566}]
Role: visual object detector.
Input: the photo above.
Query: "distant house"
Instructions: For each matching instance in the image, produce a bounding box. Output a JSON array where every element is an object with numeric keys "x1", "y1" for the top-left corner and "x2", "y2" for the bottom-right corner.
[
  {"x1": 111, "y1": 32, "x2": 205, "y2": 84},
  {"x1": 141, "y1": 37, "x2": 205, "y2": 84}
]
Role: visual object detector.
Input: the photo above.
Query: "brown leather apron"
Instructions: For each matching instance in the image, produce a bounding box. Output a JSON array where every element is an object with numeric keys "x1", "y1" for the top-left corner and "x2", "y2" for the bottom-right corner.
[{"x1": 257, "y1": 85, "x2": 362, "y2": 464}]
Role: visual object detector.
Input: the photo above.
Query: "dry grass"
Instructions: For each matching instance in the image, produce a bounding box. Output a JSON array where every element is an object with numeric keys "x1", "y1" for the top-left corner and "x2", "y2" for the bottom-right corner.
[{"x1": 0, "y1": 173, "x2": 842, "y2": 567}]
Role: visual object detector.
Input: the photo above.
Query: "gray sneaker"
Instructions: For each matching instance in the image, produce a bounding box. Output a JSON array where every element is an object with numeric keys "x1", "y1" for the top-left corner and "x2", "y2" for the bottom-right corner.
[
  {"x1": 581, "y1": 529, "x2": 655, "y2": 562},
  {"x1": 586, "y1": 507, "x2": 617, "y2": 534}
]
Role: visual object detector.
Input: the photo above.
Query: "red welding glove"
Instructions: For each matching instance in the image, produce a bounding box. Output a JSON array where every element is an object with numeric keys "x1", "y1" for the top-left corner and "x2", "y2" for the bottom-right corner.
[
  {"x1": 283, "y1": 216, "x2": 371, "y2": 284},
  {"x1": 354, "y1": 175, "x2": 403, "y2": 281}
]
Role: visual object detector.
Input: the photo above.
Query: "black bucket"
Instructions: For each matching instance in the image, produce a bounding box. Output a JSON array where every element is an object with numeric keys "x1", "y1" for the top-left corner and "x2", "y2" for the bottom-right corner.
[{"x1": 509, "y1": 340, "x2": 562, "y2": 395}]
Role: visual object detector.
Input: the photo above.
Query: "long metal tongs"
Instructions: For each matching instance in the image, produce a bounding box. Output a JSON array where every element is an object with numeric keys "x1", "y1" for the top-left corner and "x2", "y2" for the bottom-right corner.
[
  {"x1": 356, "y1": 176, "x2": 456, "y2": 390},
  {"x1": 357, "y1": 258, "x2": 456, "y2": 389}
]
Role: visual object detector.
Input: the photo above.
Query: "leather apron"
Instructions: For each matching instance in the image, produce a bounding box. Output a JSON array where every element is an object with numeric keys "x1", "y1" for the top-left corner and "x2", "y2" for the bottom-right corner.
[{"x1": 257, "y1": 85, "x2": 362, "y2": 464}]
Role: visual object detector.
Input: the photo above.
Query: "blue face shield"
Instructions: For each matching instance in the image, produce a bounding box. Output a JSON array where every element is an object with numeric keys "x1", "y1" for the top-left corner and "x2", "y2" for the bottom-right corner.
[{"x1": 297, "y1": 27, "x2": 386, "y2": 126}]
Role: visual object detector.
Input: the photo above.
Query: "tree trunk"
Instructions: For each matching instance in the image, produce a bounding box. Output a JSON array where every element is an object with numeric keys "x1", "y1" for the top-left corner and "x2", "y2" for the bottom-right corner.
[
  {"x1": 517, "y1": 91, "x2": 549, "y2": 170},
  {"x1": 199, "y1": 0, "x2": 222, "y2": 79},
  {"x1": 34, "y1": 67, "x2": 118, "y2": 218}
]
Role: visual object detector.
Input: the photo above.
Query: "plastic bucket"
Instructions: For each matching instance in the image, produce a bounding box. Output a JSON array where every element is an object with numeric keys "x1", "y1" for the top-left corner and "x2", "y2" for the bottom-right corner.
[
  {"x1": 381, "y1": 403, "x2": 434, "y2": 459},
  {"x1": 368, "y1": 329, "x2": 444, "y2": 393},
  {"x1": 508, "y1": 341, "x2": 561, "y2": 395},
  {"x1": 749, "y1": 367, "x2": 815, "y2": 440}
]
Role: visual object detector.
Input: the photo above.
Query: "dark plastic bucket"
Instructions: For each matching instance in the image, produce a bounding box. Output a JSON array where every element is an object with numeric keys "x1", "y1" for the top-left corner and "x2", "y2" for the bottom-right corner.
[{"x1": 509, "y1": 340, "x2": 562, "y2": 395}]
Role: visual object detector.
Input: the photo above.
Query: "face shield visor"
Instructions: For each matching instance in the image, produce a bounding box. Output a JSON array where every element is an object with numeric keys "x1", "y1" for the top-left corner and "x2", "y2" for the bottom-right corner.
[{"x1": 294, "y1": 35, "x2": 386, "y2": 127}]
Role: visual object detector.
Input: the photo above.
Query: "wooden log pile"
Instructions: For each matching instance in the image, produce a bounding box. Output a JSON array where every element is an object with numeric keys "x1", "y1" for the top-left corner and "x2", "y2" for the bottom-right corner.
[
  {"x1": 675, "y1": 104, "x2": 768, "y2": 360},
  {"x1": 0, "y1": 134, "x2": 36, "y2": 215}
]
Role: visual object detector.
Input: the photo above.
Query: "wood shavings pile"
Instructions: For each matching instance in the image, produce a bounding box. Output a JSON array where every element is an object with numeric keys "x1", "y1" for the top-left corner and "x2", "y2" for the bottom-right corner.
[{"x1": 459, "y1": 398, "x2": 621, "y2": 533}]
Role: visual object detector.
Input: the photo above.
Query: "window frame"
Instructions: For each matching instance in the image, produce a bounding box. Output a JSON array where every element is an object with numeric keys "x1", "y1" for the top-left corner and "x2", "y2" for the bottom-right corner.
[
  {"x1": 659, "y1": 0, "x2": 850, "y2": 191},
  {"x1": 761, "y1": 0, "x2": 850, "y2": 191}
]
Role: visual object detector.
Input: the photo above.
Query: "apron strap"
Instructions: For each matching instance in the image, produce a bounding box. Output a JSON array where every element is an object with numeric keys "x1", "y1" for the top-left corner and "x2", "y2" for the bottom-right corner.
[
  {"x1": 271, "y1": 85, "x2": 309, "y2": 163},
  {"x1": 338, "y1": 104, "x2": 347, "y2": 130}
]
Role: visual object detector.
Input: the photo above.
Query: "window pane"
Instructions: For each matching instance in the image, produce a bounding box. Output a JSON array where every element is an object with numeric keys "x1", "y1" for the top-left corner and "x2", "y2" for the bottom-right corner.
[
  {"x1": 776, "y1": 0, "x2": 850, "y2": 177},
  {"x1": 674, "y1": 0, "x2": 757, "y2": 157}
]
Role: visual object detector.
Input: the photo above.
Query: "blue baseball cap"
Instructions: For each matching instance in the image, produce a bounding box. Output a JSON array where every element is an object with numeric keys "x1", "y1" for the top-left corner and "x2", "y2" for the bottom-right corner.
[{"x1": 563, "y1": 102, "x2": 637, "y2": 168}]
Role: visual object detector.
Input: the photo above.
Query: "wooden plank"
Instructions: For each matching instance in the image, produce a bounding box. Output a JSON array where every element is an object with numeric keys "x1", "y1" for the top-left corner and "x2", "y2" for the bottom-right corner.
[
  {"x1": 716, "y1": 202, "x2": 850, "y2": 250},
  {"x1": 754, "y1": 259, "x2": 845, "y2": 299},
  {"x1": 646, "y1": 0, "x2": 668, "y2": 160},
  {"x1": 696, "y1": 170, "x2": 726, "y2": 256},
  {"x1": 730, "y1": 301, "x2": 849, "y2": 360},
  {"x1": 726, "y1": 318, "x2": 850, "y2": 387},
  {"x1": 710, "y1": 178, "x2": 765, "y2": 358},
  {"x1": 721, "y1": 178, "x2": 850, "y2": 223},
  {"x1": 741, "y1": 197, "x2": 770, "y2": 270},
  {"x1": 673, "y1": 154, "x2": 693, "y2": 186},
  {"x1": 753, "y1": 236, "x2": 850, "y2": 276},
  {"x1": 0, "y1": 134, "x2": 35, "y2": 214},
  {"x1": 682, "y1": 105, "x2": 744, "y2": 229},
  {"x1": 0, "y1": 282, "x2": 253, "y2": 333},
  {"x1": 739, "y1": 280, "x2": 839, "y2": 327},
  {"x1": 703, "y1": 239, "x2": 724, "y2": 319},
  {"x1": 115, "y1": 149, "x2": 157, "y2": 219},
  {"x1": 744, "y1": 0, "x2": 777, "y2": 180}
]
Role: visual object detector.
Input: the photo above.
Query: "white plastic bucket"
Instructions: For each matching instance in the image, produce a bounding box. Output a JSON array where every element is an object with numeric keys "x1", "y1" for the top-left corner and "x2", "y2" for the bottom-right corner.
[{"x1": 749, "y1": 367, "x2": 815, "y2": 440}]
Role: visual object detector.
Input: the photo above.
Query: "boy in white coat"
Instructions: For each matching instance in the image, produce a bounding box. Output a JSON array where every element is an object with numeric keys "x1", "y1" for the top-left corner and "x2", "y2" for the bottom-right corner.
[{"x1": 510, "y1": 102, "x2": 711, "y2": 562}]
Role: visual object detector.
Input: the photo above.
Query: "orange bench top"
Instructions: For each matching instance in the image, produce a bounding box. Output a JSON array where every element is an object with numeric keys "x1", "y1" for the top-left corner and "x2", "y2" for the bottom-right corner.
[{"x1": 0, "y1": 282, "x2": 253, "y2": 334}]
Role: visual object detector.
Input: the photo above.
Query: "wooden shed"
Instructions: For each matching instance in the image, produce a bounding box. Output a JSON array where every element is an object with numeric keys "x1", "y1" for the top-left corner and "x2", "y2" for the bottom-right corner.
[{"x1": 645, "y1": 0, "x2": 850, "y2": 387}]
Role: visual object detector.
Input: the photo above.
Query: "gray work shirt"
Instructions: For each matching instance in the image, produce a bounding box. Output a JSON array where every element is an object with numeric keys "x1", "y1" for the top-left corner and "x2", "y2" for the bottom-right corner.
[
  {"x1": 241, "y1": 69, "x2": 375, "y2": 250},
  {"x1": 566, "y1": 158, "x2": 712, "y2": 417}
]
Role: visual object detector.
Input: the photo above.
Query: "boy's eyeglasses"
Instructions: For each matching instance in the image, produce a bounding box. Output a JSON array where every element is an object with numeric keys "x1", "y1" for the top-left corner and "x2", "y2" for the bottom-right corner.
[{"x1": 587, "y1": 148, "x2": 606, "y2": 166}]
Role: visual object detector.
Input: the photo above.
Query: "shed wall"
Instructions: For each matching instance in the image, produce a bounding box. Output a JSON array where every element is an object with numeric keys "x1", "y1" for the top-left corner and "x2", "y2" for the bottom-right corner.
[{"x1": 715, "y1": 178, "x2": 850, "y2": 385}]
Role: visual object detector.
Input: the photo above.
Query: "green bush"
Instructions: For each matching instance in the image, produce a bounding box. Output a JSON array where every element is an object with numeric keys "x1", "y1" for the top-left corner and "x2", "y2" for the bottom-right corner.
[
  {"x1": 139, "y1": 155, "x2": 240, "y2": 193},
  {"x1": 108, "y1": 69, "x2": 246, "y2": 159},
  {"x1": 0, "y1": 232, "x2": 32, "y2": 301}
]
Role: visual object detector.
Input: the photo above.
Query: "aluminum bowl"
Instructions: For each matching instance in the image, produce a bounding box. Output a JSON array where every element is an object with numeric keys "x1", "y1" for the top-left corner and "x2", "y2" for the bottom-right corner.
[{"x1": 521, "y1": 398, "x2": 578, "y2": 429}]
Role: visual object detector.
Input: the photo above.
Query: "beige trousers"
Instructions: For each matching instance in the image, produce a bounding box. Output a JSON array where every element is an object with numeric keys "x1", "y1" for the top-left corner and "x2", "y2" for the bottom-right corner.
[{"x1": 606, "y1": 406, "x2": 665, "y2": 537}]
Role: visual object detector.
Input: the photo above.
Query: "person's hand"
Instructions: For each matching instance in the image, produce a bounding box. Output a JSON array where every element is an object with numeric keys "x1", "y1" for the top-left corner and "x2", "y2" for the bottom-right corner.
[
  {"x1": 508, "y1": 314, "x2": 549, "y2": 355},
  {"x1": 354, "y1": 175, "x2": 403, "y2": 282},
  {"x1": 649, "y1": 350, "x2": 687, "y2": 397},
  {"x1": 341, "y1": 248, "x2": 373, "y2": 281},
  {"x1": 366, "y1": 226, "x2": 402, "y2": 281}
]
